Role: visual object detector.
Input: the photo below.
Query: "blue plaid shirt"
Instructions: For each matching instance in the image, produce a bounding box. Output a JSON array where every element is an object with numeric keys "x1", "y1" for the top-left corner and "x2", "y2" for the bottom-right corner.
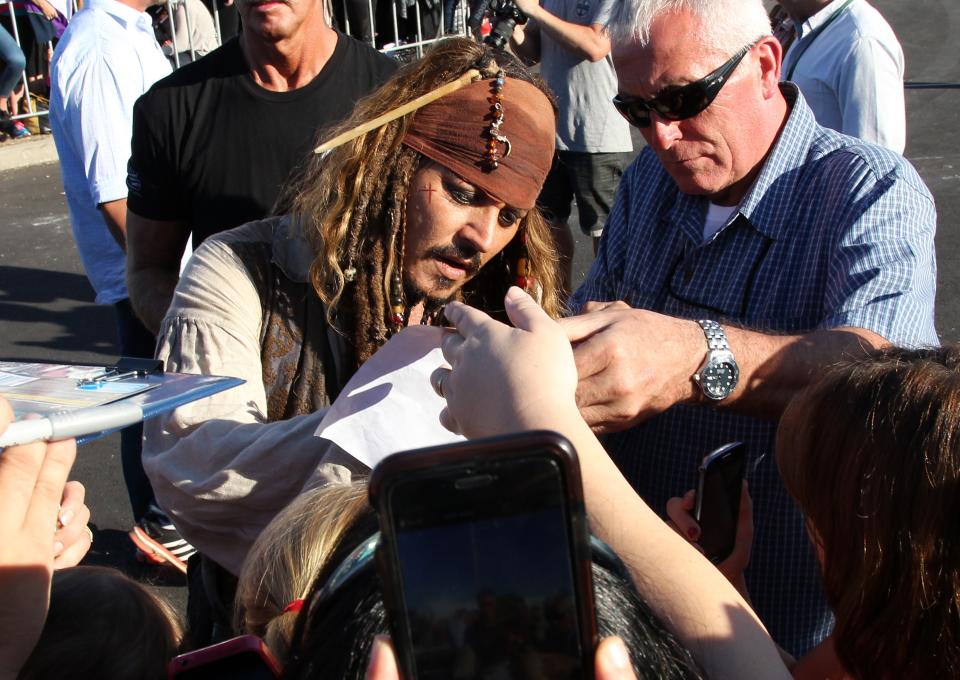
[{"x1": 571, "y1": 84, "x2": 938, "y2": 655}]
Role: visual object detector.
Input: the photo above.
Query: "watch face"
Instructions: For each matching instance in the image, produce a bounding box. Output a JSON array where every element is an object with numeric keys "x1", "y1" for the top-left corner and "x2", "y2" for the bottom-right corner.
[{"x1": 702, "y1": 362, "x2": 738, "y2": 400}]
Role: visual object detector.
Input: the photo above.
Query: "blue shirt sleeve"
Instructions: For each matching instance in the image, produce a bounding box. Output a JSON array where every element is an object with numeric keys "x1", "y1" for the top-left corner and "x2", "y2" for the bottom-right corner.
[{"x1": 818, "y1": 148, "x2": 938, "y2": 346}]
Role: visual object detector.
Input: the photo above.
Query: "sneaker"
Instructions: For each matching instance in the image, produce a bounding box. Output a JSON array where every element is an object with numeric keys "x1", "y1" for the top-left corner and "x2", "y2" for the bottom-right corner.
[
  {"x1": 128, "y1": 504, "x2": 196, "y2": 574},
  {"x1": 10, "y1": 121, "x2": 30, "y2": 139}
]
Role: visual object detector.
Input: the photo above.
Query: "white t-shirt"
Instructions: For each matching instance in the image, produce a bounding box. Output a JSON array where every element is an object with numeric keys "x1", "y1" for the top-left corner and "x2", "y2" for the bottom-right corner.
[{"x1": 703, "y1": 202, "x2": 737, "y2": 242}]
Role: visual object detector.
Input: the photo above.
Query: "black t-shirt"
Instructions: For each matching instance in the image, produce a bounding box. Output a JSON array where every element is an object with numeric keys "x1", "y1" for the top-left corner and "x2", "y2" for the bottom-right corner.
[{"x1": 127, "y1": 33, "x2": 398, "y2": 245}]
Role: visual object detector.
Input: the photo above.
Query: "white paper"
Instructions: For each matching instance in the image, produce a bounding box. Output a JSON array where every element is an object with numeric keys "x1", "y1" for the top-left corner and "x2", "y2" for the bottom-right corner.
[{"x1": 314, "y1": 325, "x2": 465, "y2": 468}]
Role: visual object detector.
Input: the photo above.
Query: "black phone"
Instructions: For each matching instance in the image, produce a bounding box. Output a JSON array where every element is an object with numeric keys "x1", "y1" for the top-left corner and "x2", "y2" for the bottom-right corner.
[
  {"x1": 693, "y1": 441, "x2": 747, "y2": 564},
  {"x1": 369, "y1": 431, "x2": 597, "y2": 680},
  {"x1": 167, "y1": 635, "x2": 281, "y2": 679}
]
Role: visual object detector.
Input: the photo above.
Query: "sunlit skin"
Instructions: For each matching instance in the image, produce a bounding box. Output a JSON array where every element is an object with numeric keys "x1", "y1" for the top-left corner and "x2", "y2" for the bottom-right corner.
[
  {"x1": 402, "y1": 162, "x2": 526, "y2": 323},
  {"x1": 612, "y1": 10, "x2": 786, "y2": 206},
  {"x1": 236, "y1": 0, "x2": 325, "y2": 44}
]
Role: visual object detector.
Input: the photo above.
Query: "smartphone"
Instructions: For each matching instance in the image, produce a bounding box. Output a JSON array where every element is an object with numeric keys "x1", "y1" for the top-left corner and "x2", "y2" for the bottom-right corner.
[
  {"x1": 694, "y1": 441, "x2": 747, "y2": 564},
  {"x1": 369, "y1": 431, "x2": 597, "y2": 680},
  {"x1": 167, "y1": 635, "x2": 281, "y2": 680}
]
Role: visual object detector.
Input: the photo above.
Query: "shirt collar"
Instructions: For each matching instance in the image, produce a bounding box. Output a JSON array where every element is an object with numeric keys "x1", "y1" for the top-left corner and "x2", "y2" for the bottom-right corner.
[
  {"x1": 795, "y1": 0, "x2": 852, "y2": 39},
  {"x1": 85, "y1": 0, "x2": 152, "y2": 32},
  {"x1": 663, "y1": 83, "x2": 817, "y2": 243},
  {"x1": 736, "y1": 82, "x2": 819, "y2": 241}
]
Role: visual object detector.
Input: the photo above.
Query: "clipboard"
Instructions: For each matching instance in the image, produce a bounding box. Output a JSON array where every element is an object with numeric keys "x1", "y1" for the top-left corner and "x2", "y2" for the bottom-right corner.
[{"x1": 0, "y1": 358, "x2": 244, "y2": 444}]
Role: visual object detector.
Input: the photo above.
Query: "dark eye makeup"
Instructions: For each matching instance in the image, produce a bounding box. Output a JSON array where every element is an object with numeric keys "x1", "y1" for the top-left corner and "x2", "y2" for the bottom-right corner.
[{"x1": 439, "y1": 173, "x2": 524, "y2": 227}]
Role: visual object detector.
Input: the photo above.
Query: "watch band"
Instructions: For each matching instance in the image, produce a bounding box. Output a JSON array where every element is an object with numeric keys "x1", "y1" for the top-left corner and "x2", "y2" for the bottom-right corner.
[
  {"x1": 697, "y1": 319, "x2": 730, "y2": 352},
  {"x1": 694, "y1": 319, "x2": 739, "y2": 401}
]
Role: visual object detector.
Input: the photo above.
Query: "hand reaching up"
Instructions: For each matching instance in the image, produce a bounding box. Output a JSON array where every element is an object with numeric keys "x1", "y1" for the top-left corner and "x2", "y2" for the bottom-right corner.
[{"x1": 435, "y1": 286, "x2": 580, "y2": 438}]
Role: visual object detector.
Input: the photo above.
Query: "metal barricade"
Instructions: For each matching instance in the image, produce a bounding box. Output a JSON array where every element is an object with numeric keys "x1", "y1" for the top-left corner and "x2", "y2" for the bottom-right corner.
[
  {"x1": 0, "y1": 0, "x2": 45, "y2": 127},
  {"x1": 0, "y1": 0, "x2": 474, "y2": 136},
  {"x1": 338, "y1": 0, "x2": 472, "y2": 61},
  {"x1": 169, "y1": 0, "x2": 475, "y2": 63}
]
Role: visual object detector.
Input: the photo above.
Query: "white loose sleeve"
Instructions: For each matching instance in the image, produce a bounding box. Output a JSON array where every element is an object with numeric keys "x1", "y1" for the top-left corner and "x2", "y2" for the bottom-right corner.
[
  {"x1": 143, "y1": 226, "x2": 356, "y2": 574},
  {"x1": 837, "y1": 35, "x2": 905, "y2": 153}
]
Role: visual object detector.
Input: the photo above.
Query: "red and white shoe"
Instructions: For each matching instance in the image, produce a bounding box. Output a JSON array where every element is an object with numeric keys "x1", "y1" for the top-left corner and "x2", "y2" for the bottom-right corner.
[{"x1": 128, "y1": 505, "x2": 196, "y2": 574}]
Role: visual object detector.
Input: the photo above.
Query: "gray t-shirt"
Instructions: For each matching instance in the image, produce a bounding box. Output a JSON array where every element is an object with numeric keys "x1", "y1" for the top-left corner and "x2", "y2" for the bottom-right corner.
[{"x1": 538, "y1": 0, "x2": 632, "y2": 153}]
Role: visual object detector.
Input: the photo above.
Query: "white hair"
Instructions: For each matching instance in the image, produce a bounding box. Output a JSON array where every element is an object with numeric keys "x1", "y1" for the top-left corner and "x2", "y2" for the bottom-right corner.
[{"x1": 607, "y1": 0, "x2": 772, "y2": 55}]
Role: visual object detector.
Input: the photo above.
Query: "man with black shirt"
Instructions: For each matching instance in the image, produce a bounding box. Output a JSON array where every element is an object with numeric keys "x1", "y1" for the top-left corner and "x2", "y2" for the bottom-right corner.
[{"x1": 125, "y1": 0, "x2": 398, "y2": 334}]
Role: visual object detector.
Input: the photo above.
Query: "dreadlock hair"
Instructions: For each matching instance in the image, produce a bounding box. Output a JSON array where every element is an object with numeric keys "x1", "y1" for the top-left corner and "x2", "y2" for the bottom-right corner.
[{"x1": 284, "y1": 37, "x2": 561, "y2": 367}]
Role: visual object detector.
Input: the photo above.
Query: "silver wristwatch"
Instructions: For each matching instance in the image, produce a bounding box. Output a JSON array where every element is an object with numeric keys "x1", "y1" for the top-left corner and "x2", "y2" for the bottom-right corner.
[{"x1": 693, "y1": 320, "x2": 739, "y2": 401}]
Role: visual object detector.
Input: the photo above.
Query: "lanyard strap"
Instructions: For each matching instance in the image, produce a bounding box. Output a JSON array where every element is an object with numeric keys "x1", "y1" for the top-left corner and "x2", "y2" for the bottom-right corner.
[{"x1": 784, "y1": 0, "x2": 855, "y2": 81}]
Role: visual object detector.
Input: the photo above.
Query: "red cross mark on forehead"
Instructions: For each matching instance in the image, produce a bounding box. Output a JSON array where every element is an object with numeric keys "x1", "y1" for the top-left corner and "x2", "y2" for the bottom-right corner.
[{"x1": 419, "y1": 185, "x2": 437, "y2": 204}]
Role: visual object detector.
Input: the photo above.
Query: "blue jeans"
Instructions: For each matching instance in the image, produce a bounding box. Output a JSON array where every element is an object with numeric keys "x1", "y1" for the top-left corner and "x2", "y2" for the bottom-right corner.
[{"x1": 0, "y1": 25, "x2": 25, "y2": 98}]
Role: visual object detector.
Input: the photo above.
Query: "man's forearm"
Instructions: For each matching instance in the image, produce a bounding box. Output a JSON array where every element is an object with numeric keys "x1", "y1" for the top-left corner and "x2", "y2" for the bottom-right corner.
[
  {"x1": 127, "y1": 267, "x2": 178, "y2": 334},
  {"x1": 564, "y1": 305, "x2": 889, "y2": 432},
  {"x1": 125, "y1": 211, "x2": 191, "y2": 334},
  {"x1": 98, "y1": 199, "x2": 128, "y2": 250},
  {"x1": 722, "y1": 325, "x2": 887, "y2": 418},
  {"x1": 520, "y1": 5, "x2": 610, "y2": 62}
]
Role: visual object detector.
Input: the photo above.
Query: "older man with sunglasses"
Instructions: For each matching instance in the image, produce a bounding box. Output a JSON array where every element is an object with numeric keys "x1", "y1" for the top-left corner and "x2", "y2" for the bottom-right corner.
[{"x1": 562, "y1": 0, "x2": 936, "y2": 661}]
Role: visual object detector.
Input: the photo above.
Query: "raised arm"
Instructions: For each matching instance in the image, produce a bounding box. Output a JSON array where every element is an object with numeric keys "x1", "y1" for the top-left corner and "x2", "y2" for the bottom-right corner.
[
  {"x1": 512, "y1": 0, "x2": 611, "y2": 62},
  {"x1": 436, "y1": 289, "x2": 791, "y2": 680}
]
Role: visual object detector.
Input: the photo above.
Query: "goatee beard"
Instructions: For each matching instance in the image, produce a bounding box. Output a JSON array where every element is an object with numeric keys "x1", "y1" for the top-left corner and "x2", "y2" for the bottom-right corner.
[
  {"x1": 403, "y1": 244, "x2": 482, "y2": 311},
  {"x1": 403, "y1": 277, "x2": 454, "y2": 312}
]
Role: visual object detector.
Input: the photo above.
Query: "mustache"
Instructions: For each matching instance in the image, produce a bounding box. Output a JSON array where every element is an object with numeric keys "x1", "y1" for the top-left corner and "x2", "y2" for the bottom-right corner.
[{"x1": 427, "y1": 244, "x2": 482, "y2": 276}]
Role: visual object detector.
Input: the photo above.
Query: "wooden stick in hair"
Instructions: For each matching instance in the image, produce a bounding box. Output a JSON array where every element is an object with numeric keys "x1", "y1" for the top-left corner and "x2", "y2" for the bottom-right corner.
[{"x1": 313, "y1": 68, "x2": 483, "y2": 155}]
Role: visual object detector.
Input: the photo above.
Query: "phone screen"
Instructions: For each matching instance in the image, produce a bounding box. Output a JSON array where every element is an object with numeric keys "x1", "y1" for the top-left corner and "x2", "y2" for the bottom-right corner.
[
  {"x1": 387, "y1": 455, "x2": 587, "y2": 680},
  {"x1": 696, "y1": 443, "x2": 747, "y2": 563}
]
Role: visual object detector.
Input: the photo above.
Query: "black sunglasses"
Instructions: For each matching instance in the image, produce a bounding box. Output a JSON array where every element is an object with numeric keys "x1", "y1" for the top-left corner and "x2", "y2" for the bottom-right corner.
[{"x1": 612, "y1": 42, "x2": 756, "y2": 129}]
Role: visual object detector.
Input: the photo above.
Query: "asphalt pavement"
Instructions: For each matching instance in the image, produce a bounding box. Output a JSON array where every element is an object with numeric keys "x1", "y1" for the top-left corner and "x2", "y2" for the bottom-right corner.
[{"x1": 0, "y1": 0, "x2": 957, "y2": 618}]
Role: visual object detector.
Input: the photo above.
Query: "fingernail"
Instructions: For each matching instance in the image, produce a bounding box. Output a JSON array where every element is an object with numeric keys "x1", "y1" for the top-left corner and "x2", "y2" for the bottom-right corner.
[
  {"x1": 687, "y1": 527, "x2": 699, "y2": 541},
  {"x1": 505, "y1": 286, "x2": 524, "y2": 301},
  {"x1": 369, "y1": 635, "x2": 388, "y2": 665},
  {"x1": 605, "y1": 637, "x2": 631, "y2": 670},
  {"x1": 59, "y1": 509, "x2": 74, "y2": 527},
  {"x1": 53, "y1": 541, "x2": 64, "y2": 555}
]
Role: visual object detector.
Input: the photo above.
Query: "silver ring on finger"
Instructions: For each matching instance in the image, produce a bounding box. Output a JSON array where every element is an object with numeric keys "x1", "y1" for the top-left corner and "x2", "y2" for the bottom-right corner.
[{"x1": 433, "y1": 369, "x2": 449, "y2": 399}]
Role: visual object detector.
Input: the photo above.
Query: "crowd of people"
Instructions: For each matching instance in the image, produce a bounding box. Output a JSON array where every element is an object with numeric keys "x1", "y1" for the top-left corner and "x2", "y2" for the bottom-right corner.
[{"x1": 2, "y1": 0, "x2": 957, "y2": 677}]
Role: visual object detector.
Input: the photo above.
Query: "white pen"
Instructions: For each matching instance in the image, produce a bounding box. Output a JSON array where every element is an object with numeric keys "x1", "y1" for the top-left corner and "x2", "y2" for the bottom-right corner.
[{"x1": 0, "y1": 402, "x2": 144, "y2": 449}]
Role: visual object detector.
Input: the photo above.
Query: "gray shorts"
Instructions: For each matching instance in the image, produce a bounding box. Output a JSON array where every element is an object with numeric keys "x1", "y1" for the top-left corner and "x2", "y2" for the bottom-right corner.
[{"x1": 537, "y1": 150, "x2": 634, "y2": 238}]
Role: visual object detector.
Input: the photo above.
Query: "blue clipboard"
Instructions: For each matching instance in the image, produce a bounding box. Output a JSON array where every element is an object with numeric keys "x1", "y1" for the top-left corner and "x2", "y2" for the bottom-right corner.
[{"x1": 0, "y1": 359, "x2": 244, "y2": 445}]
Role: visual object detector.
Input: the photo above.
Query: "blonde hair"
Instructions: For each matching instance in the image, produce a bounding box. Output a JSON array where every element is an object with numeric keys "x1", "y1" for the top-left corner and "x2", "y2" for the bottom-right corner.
[{"x1": 234, "y1": 483, "x2": 370, "y2": 664}]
